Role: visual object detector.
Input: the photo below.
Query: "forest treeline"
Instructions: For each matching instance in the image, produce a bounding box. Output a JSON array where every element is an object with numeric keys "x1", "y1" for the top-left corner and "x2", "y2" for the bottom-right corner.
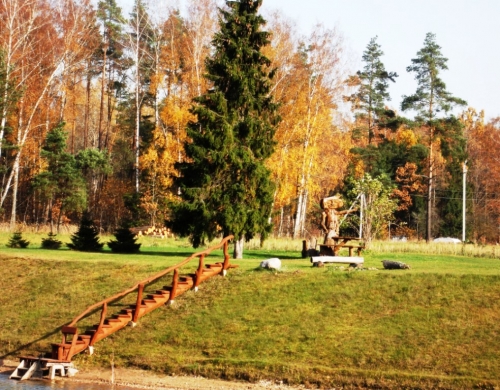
[{"x1": 1, "y1": 0, "x2": 499, "y2": 243}]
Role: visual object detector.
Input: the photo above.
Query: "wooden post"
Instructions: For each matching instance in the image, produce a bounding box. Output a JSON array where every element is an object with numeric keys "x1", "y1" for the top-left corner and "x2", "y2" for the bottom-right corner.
[
  {"x1": 132, "y1": 284, "x2": 144, "y2": 323},
  {"x1": 222, "y1": 240, "x2": 230, "y2": 275},
  {"x1": 168, "y1": 269, "x2": 179, "y2": 305},
  {"x1": 301, "y1": 240, "x2": 307, "y2": 258},
  {"x1": 90, "y1": 303, "x2": 107, "y2": 346},
  {"x1": 194, "y1": 254, "x2": 205, "y2": 291}
]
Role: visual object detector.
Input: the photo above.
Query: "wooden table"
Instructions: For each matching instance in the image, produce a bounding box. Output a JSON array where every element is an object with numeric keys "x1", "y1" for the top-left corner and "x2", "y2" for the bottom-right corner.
[{"x1": 318, "y1": 236, "x2": 364, "y2": 257}]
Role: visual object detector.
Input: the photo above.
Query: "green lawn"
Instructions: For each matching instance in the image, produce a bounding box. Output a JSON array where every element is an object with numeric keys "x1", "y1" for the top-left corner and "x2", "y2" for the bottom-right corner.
[{"x1": 1, "y1": 234, "x2": 499, "y2": 389}]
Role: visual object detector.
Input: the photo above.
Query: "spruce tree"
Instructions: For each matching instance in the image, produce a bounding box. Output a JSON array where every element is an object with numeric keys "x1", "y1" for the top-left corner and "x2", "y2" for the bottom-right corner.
[
  {"x1": 346, "y1": 36, "x2": 398, "y2": 144},
  {"x1": 41, "y1": 232, "x2": 63, "y2": 250},
  {"x1": 108, "y1": 220, "x2": 141, "y2": 253},
  {"x1": 169, "y1": 0, "x2": 280, "y2": 258},
  {"x1": 7, "y1": 232, "x2": 29, "y2": 248},
  {"x1": 32, "y1": 123, "x2": 86, "y2": 233},
  {"x1": 401, "y1": 33, "x2": 466, "y2": 242},
  {"x1": 68, "y1": 213, "x2": 104, "y2": 252}
]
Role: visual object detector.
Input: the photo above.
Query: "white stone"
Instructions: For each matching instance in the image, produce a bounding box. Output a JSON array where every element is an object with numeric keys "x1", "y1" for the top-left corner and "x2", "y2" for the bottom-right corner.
[
  {"x1": 260, "y1": 258, "x2": 281, "y2": 270},
  {"x1": 433, "y1": 237, "x2": 461, "y2": 243}
]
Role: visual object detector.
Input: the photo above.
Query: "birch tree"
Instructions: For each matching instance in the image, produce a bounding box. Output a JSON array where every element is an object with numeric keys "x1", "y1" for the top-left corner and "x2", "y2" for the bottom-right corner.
[{"x1": 0, "y1": 0, "x2": 96, "y2": 227}]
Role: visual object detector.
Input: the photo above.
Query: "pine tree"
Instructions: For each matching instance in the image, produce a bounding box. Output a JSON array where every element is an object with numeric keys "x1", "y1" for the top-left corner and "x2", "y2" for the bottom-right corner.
[
  {"x1": 346, "y1": 36, "x2": 398, "y2": 144},
  {"x1": 169, "y1": 0, "x2": 280, "y2": 258},
  {"x1": 7, "y1": 232, "x2": 29, "y2": 248},
  {"x1": 96, "y1": 0, "x2": 129, "y2": 151},
  {"x1": 67, "y1": 213, "x2": 104, "y2": 252},
  {"x1": 401, "y1": 33, "x2": 466, "y2": 242},
  {"x1": 108, "y1": 220, "x2": 141, "y2": 253}
]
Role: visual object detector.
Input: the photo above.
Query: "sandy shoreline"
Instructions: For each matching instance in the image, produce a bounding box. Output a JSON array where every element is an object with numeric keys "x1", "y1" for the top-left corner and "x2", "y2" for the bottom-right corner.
[{"x1": 1, "y1": 359, "x2": 308, "y2": 389}]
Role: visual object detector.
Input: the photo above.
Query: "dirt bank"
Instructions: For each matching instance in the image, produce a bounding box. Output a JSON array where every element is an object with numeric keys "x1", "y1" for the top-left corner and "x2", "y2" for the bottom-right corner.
[{"x1": 1, "y1": 360, "x2": 309, "y2": 390}]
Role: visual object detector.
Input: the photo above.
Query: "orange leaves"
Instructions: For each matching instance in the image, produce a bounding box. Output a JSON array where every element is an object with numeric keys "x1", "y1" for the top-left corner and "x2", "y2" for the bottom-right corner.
[{"x1": 393, "y1": 162, "x2": 425, "y2": 211}]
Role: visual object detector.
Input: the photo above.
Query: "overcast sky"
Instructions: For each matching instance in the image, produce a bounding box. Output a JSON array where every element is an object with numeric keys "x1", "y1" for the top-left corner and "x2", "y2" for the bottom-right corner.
[{"x1": 121, "y1": 0, "x2": 500, "y2": 121}]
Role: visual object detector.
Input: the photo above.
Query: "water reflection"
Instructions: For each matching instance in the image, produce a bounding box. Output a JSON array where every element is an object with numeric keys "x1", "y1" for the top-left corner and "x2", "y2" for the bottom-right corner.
[{"x1": 0, "y1": 374, "x2": 127, "y2": 389}]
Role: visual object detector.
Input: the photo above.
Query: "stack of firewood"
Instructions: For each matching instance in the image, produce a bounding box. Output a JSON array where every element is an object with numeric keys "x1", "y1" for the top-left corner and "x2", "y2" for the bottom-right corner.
[{"x1": 130, "y1": 226, "x2": 172, "y2": 239}]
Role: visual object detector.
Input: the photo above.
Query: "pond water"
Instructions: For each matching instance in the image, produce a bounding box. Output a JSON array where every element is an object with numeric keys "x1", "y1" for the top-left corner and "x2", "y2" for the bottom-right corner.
[{"x1": 0, "y1": 375, "x2": 128, "y2": 390}]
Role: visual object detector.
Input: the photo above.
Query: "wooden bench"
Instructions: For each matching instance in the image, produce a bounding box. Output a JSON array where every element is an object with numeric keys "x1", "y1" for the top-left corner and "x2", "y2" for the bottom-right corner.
[
  {"x1": 343, "y1": 244, "x2": 365, "y2": 257},
  {"x1": 318, "y1": 243, "x2": 365, "y2": 257}
]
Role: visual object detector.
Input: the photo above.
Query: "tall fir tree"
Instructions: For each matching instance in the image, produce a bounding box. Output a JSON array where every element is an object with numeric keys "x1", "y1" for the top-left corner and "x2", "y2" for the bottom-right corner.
[
  {"x1": 346, "y1": 36, "x2": 398, "y2": 144},
  {"x1": 402, "y1": 33, "x2": 466, "y2": 242},
  {"x1": 169, "y1": 0, "x2": 280, "y2": 258},
  {"x1": 108, "y1": 219, "x2": 141, "y2": 253},
  {"x1": 68, "y1": 213, "x2": 104, "y2": 252}
]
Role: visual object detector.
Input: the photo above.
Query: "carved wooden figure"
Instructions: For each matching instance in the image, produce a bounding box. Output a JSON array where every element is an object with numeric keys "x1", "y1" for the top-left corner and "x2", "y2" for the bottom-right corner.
[{"x1": 320, "y1": 196, "x2": 357, "y2": 244}]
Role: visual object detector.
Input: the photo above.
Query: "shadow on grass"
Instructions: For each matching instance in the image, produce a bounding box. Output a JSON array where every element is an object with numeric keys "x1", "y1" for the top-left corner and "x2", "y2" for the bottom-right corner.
[
  {"x1": 0, "y1": 326, "x2": 61, "y2": 360},
  {"x1": 133, "y1": 251, "x2": 199, "y2": 258},
  {"x1": 243, "y1": 253, "x2": 303, "y2": 260}
]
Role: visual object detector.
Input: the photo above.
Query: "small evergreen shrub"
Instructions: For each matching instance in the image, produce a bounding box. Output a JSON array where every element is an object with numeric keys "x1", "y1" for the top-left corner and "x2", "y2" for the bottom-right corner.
[
  {"x1": 7, "y1": 232, "x2": 30, "y2": 248},
  {"x1": 41, "y1": 232, "x2": 62, "y2": 249},
  {"x1": 108, "y1": 220, "x2": 141, "y2": 253},
  {"x1": 67, "y1": 214, "x2": 103, "y2": 252}
]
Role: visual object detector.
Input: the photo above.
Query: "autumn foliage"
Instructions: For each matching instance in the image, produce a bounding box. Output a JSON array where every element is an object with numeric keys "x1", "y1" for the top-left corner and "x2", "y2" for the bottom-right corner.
[{"x1": 0, "y1": 0, "x2": 498, "y2": 244}]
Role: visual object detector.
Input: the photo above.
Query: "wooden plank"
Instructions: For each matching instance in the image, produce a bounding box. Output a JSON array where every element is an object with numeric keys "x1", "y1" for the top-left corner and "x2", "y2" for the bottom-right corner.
[{"x1": 311, "y1": 256, "x2": 364, "y2": 264}]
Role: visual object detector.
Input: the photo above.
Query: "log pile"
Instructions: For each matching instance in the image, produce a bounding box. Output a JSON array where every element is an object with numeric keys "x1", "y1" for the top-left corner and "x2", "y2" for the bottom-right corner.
[{"x1": 130, "y1": 226, "x2": 172, "y2": 239}]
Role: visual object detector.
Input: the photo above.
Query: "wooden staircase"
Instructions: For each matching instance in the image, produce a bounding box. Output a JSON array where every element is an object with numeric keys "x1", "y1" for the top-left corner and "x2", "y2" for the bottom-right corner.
[{"x1": 11, "y1": 236, "x2": 236, "y2": 381}]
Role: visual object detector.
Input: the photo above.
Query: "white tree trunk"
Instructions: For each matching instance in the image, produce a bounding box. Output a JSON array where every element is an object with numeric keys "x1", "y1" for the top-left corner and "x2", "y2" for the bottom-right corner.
[
  {"x1": 293, "y1": 185, "x2": 304, "y2": 239},
  {"x1": 233, "y1": 235, "x2": 244, "y2": 259}
]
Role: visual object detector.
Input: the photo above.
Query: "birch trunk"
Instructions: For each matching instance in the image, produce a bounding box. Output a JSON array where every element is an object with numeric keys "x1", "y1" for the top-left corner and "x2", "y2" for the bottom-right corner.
[{"x1": 233, "y1": 235, "x2": 244, "y2": 259}]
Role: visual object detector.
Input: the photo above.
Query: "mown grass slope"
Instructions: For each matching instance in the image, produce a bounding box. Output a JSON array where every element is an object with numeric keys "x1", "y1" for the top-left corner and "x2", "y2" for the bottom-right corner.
[{"x1": 1, "y1": 235, "x2": 499, "y2": 389}]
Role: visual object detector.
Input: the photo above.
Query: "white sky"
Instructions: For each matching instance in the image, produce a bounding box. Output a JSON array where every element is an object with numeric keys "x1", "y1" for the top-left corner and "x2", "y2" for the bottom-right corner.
[
  {"x1": 121, "y1": 0, "x2": 500, "y2": 121},
  {"x1": 259, "y1": 0, "x2": 500, "y2": 121}
]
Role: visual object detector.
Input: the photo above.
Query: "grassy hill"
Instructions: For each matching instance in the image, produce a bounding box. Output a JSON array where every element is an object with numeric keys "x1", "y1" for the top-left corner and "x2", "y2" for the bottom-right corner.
[{"x1": 1, "y1": 234, "x2": 499, "y2": 389}]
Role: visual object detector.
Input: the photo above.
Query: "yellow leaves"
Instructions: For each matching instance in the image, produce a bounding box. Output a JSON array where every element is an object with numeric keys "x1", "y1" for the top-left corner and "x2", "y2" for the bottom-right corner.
[
  {"x1": 161, "y1": 98, "x2": 195, "y2": 136},
  {"x1": 395, "y1": 127, "x2": 418, "y2": 147},
  {"x1": 353, "y1": 159, "x2": 365, "y2": 180}
]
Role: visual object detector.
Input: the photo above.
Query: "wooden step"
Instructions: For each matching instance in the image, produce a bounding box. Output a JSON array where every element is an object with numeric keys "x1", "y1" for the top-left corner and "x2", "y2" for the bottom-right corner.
[
  {"x1": 129, "y1": 304, "x2": 148, "y2": 309},
  {"x1": 106, "y1": 318, "x2": 123, "y2": 324},
  {"x1": 91, "y1": 324, "x2": 112, "y2": 331},
  {"x1": 148, "y1": 293, "x2": 167, "y2": 300}
]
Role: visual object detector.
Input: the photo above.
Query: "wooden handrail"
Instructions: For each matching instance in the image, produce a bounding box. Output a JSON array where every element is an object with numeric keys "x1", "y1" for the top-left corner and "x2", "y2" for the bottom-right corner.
[{"x1": 68, "y1": 235, "x2": 234, "y2": 327}]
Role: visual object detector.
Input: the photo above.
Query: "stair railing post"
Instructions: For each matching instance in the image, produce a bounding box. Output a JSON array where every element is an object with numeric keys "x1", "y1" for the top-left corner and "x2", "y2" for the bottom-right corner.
[
  {"x1": 90, "y1": 303, "x2": 107, "y2": 347},
  {"x1": 222, "y1": 239, "x2": 230, "y2": 276},
  {"x1": 194, "y1": 254, "x2": 205, "y2": 292},
  {"x1": 65, "y1": 327, "x2": 79, "y2": 362},
  {"x1": 168, "y1": 269, "x2": 179, "y2": 305},
  {"x1": 131, "y1": 284, "x2": 145, "y2": 325}
]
